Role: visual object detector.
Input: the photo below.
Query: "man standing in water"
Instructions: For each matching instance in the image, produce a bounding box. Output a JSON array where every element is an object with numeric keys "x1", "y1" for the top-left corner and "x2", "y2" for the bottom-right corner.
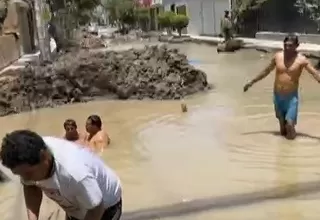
[
  {"x1": 0, "y1": 130, "x2": 122, "y2": 220},
  {"x1": 85, "y1": 115, "x2": 110, "y2": 154},
  {"x1": 244, "y1": 34, "x2": 320, "y2": 140},
  {"x1": 220, "y1": 10, "x2": 232, "y2": 42}
]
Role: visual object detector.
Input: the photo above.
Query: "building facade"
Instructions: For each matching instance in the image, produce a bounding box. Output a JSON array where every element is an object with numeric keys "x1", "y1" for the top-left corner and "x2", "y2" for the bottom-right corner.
[{"x1": 162, "y1": 0, "x2": 230, "y2": 36}]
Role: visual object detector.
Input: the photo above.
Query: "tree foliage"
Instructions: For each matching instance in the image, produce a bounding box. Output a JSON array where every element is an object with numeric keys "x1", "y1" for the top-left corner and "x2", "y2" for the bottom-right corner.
[
  {"x1": 157, "y1": 11, "x2": 175, "y2": 29},
  {"x1": 232, "y1": 0, "x2": 270, "y2": 35},
  {"x1": 102, "y1": 0, "x2": 138, "y2": 27},
  {"x1": 232, "y1": 0, "x2": 269, "y2": 18},
  {"x1": 0, "y1": 0, "x2": 8, "y2": 26},
  {"x1": 158, "y1": 12, "x2": 189, "y2": 36},
  {"x1": 295, "y1": 0, "x2": 320, "y2": 21},
  {"x1": 47, "y1": 0, "x2": 100, "y2": 25},
  {"x1": 136, "y1": 7, "x2": 150, "y2": 31},
  {"x1": 171, "y1": 14, "x2": 189, "y2": 36},
  {"x1": 136, "y1": 7, "x2": 149, "y2": 22}
]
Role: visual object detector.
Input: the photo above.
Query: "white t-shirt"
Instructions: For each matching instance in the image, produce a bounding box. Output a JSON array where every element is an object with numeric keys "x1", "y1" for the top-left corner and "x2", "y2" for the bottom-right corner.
[{"x1": 22, "y1": 136, "x2": 122, "y2": 219}]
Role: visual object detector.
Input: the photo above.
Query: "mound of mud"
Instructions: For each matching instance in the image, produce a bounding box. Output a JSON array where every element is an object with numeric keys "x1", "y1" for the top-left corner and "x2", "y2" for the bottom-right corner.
[
  {"x1": 0, "y1": 45, "x2": 211, "y2": 116},
  {"x1": 80, "y1": 33, "x2": 106, "y2": 49},
  {"x1": 217, "y1": 39, "x2": 244, "y2": 53}
]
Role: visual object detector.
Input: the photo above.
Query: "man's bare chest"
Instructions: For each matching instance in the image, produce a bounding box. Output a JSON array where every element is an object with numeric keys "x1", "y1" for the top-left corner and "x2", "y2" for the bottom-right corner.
[{"x1": 275, "y1": 60, "x2": 302, "y2": 75}]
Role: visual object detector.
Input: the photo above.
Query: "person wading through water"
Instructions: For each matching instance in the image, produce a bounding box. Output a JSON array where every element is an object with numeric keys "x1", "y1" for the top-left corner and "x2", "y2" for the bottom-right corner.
[
  {"x1": 63, "y1": 119, "x2": 85, "y2": 144},
  {"x1": 84, "y1": 115, "x2": 110, "y2": 154},
  {"x1": 244, "y1": 34, "x2": 320, "y2": 140},
  {"x1": 0, "y1": 130, "x2": 122, "y2": 220},
  {"x1": 220, "y1": 10, "x2": 232, "y2": 43}
]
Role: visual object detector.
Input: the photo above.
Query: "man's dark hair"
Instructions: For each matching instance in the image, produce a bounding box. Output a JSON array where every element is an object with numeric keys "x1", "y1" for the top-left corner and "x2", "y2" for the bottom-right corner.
[
  {"x1": 63, "y1": 119, "x2": 77, "y2": 129},
  {"x1": 0, "y1": 130, "x2": 47, "y2": 169},
  {"x1": 224, "y1": 10, "x2": 229, "y2": 16},
  {"x1": 284, "y1": 34, "x2": 299, "y2": 45},
  {"x1": 87, "y1": 115, "x2": 102, "y2": 129}
]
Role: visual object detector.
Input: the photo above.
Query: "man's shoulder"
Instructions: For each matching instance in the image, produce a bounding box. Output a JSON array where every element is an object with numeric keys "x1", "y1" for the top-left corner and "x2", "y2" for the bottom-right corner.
[
  {"x1": 43, "y1": 136, "x2": 72, "y2": 145},
  {"x1": 96, "y1": 130, "x2": 107, "y2": 139},
  {"x1": 90, "y1": 131, "x2": 107, "y2": 142},
  {"x1": 297, "y1": 52, "x2": 307, "y2": 61},
  {"x1": 273, "y1": 51, "x2": 307, "y2": 62},
  {"x1": 43, "y1": 136, "x2": 92, "y2": 182},
  {"x1": 274, "y1": 51, "x2": 283, "y2": 58}
]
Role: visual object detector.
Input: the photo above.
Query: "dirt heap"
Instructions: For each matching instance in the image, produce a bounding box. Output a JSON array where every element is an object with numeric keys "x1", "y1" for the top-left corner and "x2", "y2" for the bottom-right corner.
[
  {"x1": 79, "y1": 33, "x2": 106, "y2": 49},
  {"x1": 0, "y1": 45, "x2": 211, "y2": 116}
]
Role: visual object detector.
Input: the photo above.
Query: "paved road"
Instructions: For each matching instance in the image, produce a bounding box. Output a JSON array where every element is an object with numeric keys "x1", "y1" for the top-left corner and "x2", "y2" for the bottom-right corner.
[{"x1": 191, "y1": 35, "x2": 320, "y2": 53}]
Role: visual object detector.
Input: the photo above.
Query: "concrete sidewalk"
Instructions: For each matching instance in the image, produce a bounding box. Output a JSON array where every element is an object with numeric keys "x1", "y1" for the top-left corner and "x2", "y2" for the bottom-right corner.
[
  {"x1": 190, "y1": 35, "x2": 320, "y2": 54},
  {"x1": 0, "y1": 38, "x2": 57, "y2": 75}
]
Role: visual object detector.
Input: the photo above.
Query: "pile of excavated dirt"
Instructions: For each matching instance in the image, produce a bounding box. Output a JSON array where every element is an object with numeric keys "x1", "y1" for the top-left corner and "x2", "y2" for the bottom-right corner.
[
  {"x1": 79, "y1": 33, "x2": 106, "y2": 49},
  {"x1": 0, "y1": 45, "x2": 211, "y2": 116}
]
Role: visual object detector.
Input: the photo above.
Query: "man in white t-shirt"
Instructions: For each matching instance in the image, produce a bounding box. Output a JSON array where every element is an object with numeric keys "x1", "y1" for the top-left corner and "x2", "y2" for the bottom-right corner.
[{"x1": 0, "y1": 130, "x2": 122, "y2": 220}]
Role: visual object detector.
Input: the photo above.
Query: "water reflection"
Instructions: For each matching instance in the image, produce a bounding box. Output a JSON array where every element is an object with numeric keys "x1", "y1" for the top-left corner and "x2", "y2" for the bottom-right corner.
[
  {"x1": 1, "y1": 43, "x2": 320, "y2": 219},
  {"x1": 122, "y1": 179, "x2": 320, "y2": 220}
]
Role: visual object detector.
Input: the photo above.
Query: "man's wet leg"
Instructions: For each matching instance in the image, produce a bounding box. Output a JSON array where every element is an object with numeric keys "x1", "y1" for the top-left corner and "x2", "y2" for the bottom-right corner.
[
  {"x1": 279, "y1": 118, "x2": 287, "y2": 136},
  {"x1": 285, "y1": 95, "x2": 298, "y2": 140},
  {"x1": 285, "y1": 120, "x2": 296, "y2": 140}
]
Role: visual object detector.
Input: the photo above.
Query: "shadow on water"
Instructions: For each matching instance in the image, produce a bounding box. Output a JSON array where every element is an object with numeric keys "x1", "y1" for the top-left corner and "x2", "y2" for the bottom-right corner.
[
  {"x1": 122, "y1": 180, "x2": 320, "y2": 220},
  {"x1": 241, "y1": 130, "x2": 320, "y2": 141}
]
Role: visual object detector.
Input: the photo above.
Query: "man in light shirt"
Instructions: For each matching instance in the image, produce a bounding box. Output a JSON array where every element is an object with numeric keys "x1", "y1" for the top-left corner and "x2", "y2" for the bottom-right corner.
[{"x1": 0, "y1": 130, "x2": 122, "y2": 220}]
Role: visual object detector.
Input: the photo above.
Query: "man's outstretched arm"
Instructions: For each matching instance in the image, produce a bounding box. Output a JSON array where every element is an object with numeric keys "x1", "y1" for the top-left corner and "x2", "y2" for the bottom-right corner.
[
  {"x1": 304, "y1": 59, "x2": 320, "y2": 83},
  {"x1": 244, "y1": 56, "x2": 276, "y2": 92}
]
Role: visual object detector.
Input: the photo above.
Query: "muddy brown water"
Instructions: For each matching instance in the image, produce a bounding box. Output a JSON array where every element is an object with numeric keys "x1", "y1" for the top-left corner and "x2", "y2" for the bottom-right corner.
[{"x1": 2, "y1": 43, "x2": 320, "y2": 220}]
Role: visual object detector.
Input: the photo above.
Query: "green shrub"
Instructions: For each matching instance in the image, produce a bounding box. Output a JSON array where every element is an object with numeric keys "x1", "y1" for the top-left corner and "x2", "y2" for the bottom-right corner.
[
  {"x1": 135, "y1": 7, "x2": 150, "y2": 31},
  {"x1": 136, "y1": 7, "x2": 150, "y2": 22},
  {"x1": 171, "y1": 14, "x2": 189, "y2": 36},
  {"x1": 157, "y1": 11, "x2": 175, "y2": 29}
]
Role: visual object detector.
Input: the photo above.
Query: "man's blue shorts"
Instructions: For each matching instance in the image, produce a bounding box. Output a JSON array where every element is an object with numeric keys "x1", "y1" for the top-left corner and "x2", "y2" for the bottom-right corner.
[{"x1": 274, "y1": 91, "x2": 299, "y2": 124}]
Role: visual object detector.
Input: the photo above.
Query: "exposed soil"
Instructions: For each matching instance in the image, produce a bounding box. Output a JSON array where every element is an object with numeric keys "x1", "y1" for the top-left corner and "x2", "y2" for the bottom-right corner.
[
  {"x1": 0, "y1": 44, "x2": 211, "y2": 117},
  {"x1": 79, "y1": 33, "x2": 107, "y2": 49}
]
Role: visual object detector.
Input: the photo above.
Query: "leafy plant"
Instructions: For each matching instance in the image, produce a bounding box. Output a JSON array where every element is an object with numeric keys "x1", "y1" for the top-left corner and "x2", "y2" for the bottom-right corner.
[
  {"x1": 0, "y1": 0, "x2": 8, "y2": 26},
  {"x1": 171, "y1": 14, "x2": 189, "y2": 36},
  {"x1": 232, "y1": 0, "x2": 269, "y2": 21},
  {"x1": 157, "y1": 11, "x2": 175, "y2": 29},
  {"x1": 102, "y1": 0, "x2": 137, "y2": 28},
  {"x1": 135, "y1": 7, "x2": 150, "y2": 31},
  {"x1": 295, "y1": 0, "x2": 320, "y2": 21}
]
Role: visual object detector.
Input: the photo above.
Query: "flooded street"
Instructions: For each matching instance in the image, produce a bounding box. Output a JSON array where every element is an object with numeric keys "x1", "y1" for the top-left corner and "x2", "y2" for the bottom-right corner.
[{"x1": 2, "y1": 43, "x2": 320, "y2": 220}]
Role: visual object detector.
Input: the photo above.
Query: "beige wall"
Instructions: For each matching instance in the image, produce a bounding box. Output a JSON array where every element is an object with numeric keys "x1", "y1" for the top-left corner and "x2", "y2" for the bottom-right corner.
[
  {"x1": 0, "y1": 2, "x2": 35, "y2": 70},
  {"x1": 3, "y1": 2, "x2": 34, "y2": 55},
  {"x1": 3, "y1": 3, "x2": 19, "y2": 34},
  {"x1": 18, "y1": 6, "x2": 33, "y2": 54},
  {"x1": 0, "y1": 35, "x2": 20, "y2": 70}
]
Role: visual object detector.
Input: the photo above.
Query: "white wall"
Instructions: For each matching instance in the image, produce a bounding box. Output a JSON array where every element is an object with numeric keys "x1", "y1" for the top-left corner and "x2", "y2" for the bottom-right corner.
[
  {"x1": 199, "y1": 0, "x2": 229, "y2": 35},
  {"x1": 163, "y1": 0, "x2": 229, "y2": 36},
  {"x1": 213, "y1": 0, "x2": 229, "y2": 35},
  {"x1": 186, "y1": 0, "x2": 202, "y2": 35}
]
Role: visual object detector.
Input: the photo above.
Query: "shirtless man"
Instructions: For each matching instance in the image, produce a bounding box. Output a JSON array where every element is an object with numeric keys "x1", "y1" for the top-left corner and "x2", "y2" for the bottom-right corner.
[
  {"x1": 244, "y1": 34, "x2": 320, "y2": 140},
  {"x1": 220, "y1": 10, "x2": 232, "y2": 42},
  {"x1": 85, "y1": 115, "x2": 110, "y2": 154},
  {"x1": 63, "y1": 119, "x2": 85, "y2": 144}
]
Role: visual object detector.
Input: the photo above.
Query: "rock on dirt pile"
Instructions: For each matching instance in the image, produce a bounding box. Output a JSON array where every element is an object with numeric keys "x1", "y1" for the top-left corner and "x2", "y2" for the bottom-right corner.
[
  {"x1": 0, "y1": 44, "x2": 211, "y2": 116},
  {"x1": 80, "y1": 33, "x2": 106, "y2": 49}
]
